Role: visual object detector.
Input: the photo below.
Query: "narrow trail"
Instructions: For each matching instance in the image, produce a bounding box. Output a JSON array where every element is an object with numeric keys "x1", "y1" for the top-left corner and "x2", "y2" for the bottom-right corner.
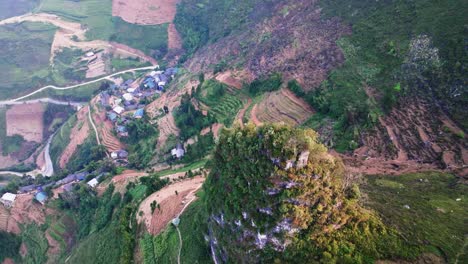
[
  {"x1": 0, "y1": 65, "x2": 156, "y2": 104},
  {"x1": 175, "y1": 184, "x2": 203, "y2": 264},
  {"x1": 176, "y1": 226, "x2": 182, "y2": 264},
  {"x1": 87, "y1": 106, "x2": 101, "y2": 146}
]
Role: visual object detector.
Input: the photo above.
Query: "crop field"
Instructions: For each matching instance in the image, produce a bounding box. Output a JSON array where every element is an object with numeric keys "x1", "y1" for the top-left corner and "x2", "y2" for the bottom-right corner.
[
  {"x1": 0, "y1": 22, "x2": 56, "y2": 100},
  {"x1": 363, "y1": 172, "x2": 468, "y2": 263},
  {"x1": 252, "y1": 89, "x2": 314, "y2": 125},
  {"x1": 198, "y1": 80, "x2": 245, "y2": 126},
  {"x1": 6, "y1": 103, "x2": 45, "y2": 143},
  {"x1": 38, "y1": 0, "x2": 168, "y2": 57}
]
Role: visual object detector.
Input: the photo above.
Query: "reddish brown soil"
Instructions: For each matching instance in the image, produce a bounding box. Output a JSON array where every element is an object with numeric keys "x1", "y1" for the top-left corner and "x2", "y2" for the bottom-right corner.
[
  {"x1": 137, "y1": 176, "x2": 204, "y2": 235},
  {"x1": 250, "y1": 104, "x2": 262, "y2": 126},
  {"x1": 168, "y1": 23, "x2": 182, "y2": 51},
  {"x1": 59, "y1": 106, "x2": 90, "y2": 168},
  {"x1": 215, "y1": 70, "x2": 251, "y2": 89},
  {"x1": 112, "y1": 0, "x2": 179, "y2": 25},
  {"x1": 2, "y1": 194, "x2": 50, "y2": 234},
  {"x1": 201, "y1": 123, "x2": 223, "y2": 139},
  {"x1": 236, "y1": 99, "x2": 252, "y2": 127},
  {"x1": 6, "y1": 103, "x2": 45, "y2": 143},
  {"x1": 353, "y1": 97, "x2": 467, "y2": 176},
  {"x1": 1, "y1": 258, "x2": 15, "y2": 264},
  {"x1": 187, "y1": 1, "x2": 350, "y2": 91}
]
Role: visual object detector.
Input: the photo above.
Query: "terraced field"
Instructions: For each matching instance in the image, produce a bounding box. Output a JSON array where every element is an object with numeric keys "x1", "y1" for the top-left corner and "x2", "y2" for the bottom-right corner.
[
  {"x1": 0, "y1": 205, "x2": 9, "y2": 231},
  {"x1": 198, "y1": 80, "x2": 245, "y2": 126},
  {"x1": 252, "y1": 89, "x2": 314, "y2": 125}
]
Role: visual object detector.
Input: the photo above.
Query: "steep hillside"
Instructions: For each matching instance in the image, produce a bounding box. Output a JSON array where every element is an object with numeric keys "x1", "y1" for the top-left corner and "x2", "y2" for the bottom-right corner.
[
  {"x1": 177, "y1": 0, "x2": 350, "y2": 90},
  {"x1": 175, "y1": 0, "x2": 467, "y2": 174},
  {"x1": 203, "y1": 124, "x2": 417, "y2": 263}
]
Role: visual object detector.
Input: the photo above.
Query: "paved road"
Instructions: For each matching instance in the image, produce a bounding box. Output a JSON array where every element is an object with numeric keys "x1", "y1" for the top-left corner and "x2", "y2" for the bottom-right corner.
[
  {"x1": 42, "y1": 133, "x2": 55, "y2": 177},
  {"x1": 0, "y1": 65, "x2": 157, "y2": 104}
]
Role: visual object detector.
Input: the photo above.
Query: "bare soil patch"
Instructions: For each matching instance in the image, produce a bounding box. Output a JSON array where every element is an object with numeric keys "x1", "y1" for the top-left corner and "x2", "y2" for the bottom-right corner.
[
  {"x1": 112, "y1": 0, "x2": 179, "y2": 25},
  {"x1": 6, "y1": 103, "x2": 45, "y2": 143},
  {"x1": 167, "y1": 23, "x2": 182, "y2": 51},
  {"x1": 59, "y1": 107, "x2": 90, "y2": 168},
  {"x1": 215, "y1": 70, "x2": 251, "y2": 89},
  {"x1": 137, "y1": 176, "x2": 204, "y2": 235},
  {"x1": 4, "y1": 194, "x2": 49, "y2": 234}
]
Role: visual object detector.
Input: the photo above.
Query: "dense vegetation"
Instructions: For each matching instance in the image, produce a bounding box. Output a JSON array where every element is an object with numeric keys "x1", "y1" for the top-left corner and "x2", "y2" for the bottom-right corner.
[
  {"x1": 300, "y1": 0, "x2": 468, "y2": 149},
  {"x1": 175, "y1": 92, "x2": 215, "y2": 140},
  {"x1": 126, "y1": 116, "x2": 159, "y2": 169},
  {"x1": 0, "y1": 231, "x2": 21, "y2": 262},
  {"x1": 204, "y1": 124, "x2": 418, "y2": 263}
]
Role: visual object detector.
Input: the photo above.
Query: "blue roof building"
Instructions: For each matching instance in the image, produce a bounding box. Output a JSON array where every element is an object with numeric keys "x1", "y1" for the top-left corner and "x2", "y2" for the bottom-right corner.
[
  {"x1": 35, "y1": 192, "x2": 47, "y2": 204},
  {"x1": 107, "y1": 112, "x2": 118, "y2": 122},
  {"x1": 133, "y1": 108, "x2": 144, "y2": 119}
]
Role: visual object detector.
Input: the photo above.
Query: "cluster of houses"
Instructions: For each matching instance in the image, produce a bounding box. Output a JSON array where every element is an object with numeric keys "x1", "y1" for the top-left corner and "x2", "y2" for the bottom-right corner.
[
  {"x1": 100, "y1": 68, "x2": 182, "y2": 160},
  {"x1": 0, "y1": 170, "x2": 107, "y2": 208}
]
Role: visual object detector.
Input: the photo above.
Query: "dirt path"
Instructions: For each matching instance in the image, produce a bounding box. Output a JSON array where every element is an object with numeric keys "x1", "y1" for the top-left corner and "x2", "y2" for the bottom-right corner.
[
  {"x1": 236, "y1": 99, "x2": 252, "y2": 127},
  {"x1": 250, "y1": 104, "x2": 262, "y2": 126},
  {"x1": 88, "y1": 106, "x2": 101, "y2": 146},
  {"x1": 379, "y1": 117, "x2": 408, "y2": 162}
]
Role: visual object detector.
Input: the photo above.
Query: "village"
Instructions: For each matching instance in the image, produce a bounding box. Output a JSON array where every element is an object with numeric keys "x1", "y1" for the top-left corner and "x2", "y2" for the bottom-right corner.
[{"x1": 0, "y1": 66, "x2": 186, "y2": 210}]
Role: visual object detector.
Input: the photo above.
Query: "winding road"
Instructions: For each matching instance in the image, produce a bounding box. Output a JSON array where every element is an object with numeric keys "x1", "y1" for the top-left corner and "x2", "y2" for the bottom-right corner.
[
  {"x1": 0, "y1": 65, "x2": 157, "y2": 104},
  {"x1": 42, "y1": 133, "x2": 55, "y2": 177}
]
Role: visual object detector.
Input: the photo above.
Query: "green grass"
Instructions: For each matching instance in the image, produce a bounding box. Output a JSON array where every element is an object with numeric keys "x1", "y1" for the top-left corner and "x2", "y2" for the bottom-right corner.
[
  {"x1": 363, "y1": 172, "x2": 468, "y2": 263},
  {"x1": 0, "y1": 22, "x2": 56, "y2": 100},
  {"x1": 153, "y1": 160, "x2": 207, "y2": 178},
  {"x1": 110, "y1": 17, "x2": 168, "y2": 58},
  {"x1": 21, "y1": 224, "x2": 49, "y2": 264},
  {"x1": 111, "y1": 57, "x2": 150, "y2": 72},
  {"x1": 140, "y1": 197, "x2": 211, "y2": 264},
  {"x1": 129, "y1": 184, "x2": 148, "y2": 201},
  {"x1": 68, "y1": 221, "x2": 123, "y2": 264}
]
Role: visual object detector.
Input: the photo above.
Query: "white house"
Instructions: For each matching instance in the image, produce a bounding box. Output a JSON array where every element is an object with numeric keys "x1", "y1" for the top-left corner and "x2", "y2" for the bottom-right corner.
[
  {"x1": 113, "y1": 106, "x2": 125, "y2": 115},
  {"x1": 0, "y1": 192, "x2": 17, "y2": 207},
  {"x1": 85, "y1": 51, "x2": 95, "y2": 57},
  {"x1": 122, "y1": 93, "x2": 134, "y2": 101},
  {"x1": 171, "y1": 144, "x2": 185, "y2": 159},
  {"x1": 127, "y1": 87, "x2": 137, "y2": 93},
  {"x1": 87, "y1": 178, "x2": 99, "y2": 188},
  {"x1": 158, "y1": 81, "x2": 166, "y2": 87}
]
